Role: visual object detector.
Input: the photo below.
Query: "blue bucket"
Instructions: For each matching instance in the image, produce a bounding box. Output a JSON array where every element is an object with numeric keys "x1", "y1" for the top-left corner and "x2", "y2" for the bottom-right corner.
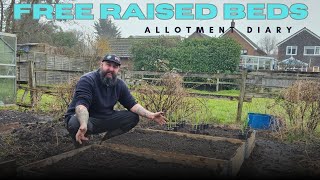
[{"x1": 247, "y1": 113, "x2": 271, "y2": 130}]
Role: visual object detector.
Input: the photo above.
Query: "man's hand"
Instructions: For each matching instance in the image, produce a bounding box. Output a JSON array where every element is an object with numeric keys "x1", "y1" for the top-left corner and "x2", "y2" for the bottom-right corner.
[
  {"x1": 151, "y1": 112, "x2": 167, "y2": 125},
  {"x1": 75, "y1": 124, "x2": 89, "y2": 144},
  {"x1": 131, "y1": 104, "x2": 167, "y2": 125}
]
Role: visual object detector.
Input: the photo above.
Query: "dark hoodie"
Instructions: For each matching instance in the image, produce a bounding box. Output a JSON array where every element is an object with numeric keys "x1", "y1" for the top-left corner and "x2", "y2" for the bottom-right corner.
[{"x1": 64, "y1": 69, "x2": 137, "y2": 122}]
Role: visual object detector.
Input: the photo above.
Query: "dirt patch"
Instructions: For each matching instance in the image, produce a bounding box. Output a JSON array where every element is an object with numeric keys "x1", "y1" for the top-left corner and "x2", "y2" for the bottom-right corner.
[
  {"x1": 107, "y1": 130, "x2": 240, "y2": 160},
  {"x1": 31, "y1": 146, "x2": 218, "y2": 178},
  {"x1": 150, "y1": 123, "x2": 244, "y2": 139},
  {"x1": 149, "y1": 123, "x2": 320, "y2": 178},
  {"x1": 0, "y1": 110, "x2": 53, "y2": 124},
  {"x1": 0, "y1": 110, "x2": 103, "y2": 166},
  {"x1": 1, "y1": 110, "x2": 320, "y2": 178},
  {"x1": 239, "y1": 137, "x2": 320, "y2": 178},
  {"x1": 0, "y1": 122, "x2": 21, "y2": 134}
]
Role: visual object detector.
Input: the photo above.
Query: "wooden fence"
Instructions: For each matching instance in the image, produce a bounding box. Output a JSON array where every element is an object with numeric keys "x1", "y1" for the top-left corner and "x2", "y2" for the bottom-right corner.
[
  {"x1": 16, "y1": 52, "x2": 92, "y2": 107},
  {"x1": 121, "y1": 70, "x2": 320, "y2": 122},
  {"x1": 16, "y1": 60, "x2": 320, "y2": 121},
  {"x1": 17, "y1": 52, "x2": 91, "y2": 86},
  {"x1": 122, "y1": 70, "x2": 320, "y2": 92}
]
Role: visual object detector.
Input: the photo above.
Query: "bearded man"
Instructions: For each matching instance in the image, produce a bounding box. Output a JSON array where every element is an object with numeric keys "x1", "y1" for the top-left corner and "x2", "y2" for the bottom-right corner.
[{"x1": 64, "y1": 54, "x2": 167, "y2": 148}]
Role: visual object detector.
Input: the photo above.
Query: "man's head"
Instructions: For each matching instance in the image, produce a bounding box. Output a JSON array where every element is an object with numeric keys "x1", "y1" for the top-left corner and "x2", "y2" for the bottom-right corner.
[{"x1": 99, "y1": 54, "x2": 121, "y2": 87}]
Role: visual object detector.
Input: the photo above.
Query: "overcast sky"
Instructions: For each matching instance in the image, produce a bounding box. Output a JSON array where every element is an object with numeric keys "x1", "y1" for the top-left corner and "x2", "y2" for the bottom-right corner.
[{"x1": 57, "y1": 0, "x2": 320, "y2": 43}]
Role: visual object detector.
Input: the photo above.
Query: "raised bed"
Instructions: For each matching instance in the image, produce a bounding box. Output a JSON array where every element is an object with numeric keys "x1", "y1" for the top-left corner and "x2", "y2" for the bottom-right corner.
[
  {"x1": 150, "y1": 124, "x2": 256, "y2": 159},
  {"x1": 106, "y1": 128, "x2": 245, "y2": 176},
  {"x1": 17, "y1": 144, "x2": 220, "y2": 178},
  {"x1": 17, "y1": 128, "x2": 245, "y2": 178}
]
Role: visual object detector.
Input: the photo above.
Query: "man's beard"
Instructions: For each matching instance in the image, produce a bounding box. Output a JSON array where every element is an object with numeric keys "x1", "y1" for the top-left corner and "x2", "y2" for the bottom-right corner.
[{"x1": 99, "y1": 69, "x2": 118, "y2": 87}]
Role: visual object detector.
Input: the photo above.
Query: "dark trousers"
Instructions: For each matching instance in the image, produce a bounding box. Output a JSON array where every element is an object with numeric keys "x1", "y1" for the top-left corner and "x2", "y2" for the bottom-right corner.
[{"x1": 65, "y1": 110, "x2": 139, "y2": 144}]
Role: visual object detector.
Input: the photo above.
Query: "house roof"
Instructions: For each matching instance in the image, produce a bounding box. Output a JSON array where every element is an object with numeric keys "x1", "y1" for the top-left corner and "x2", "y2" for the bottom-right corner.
[
  {"x1": 220, "y1": 28, "x2": 266, "y2": 55},
  {"x1": 277, "y1": 27, "x2": 320, "y2": 46},
  {"x1": 108, "y1": 38, "x2": 138, "y2": 58},
  {"x1": 130, "y1": 35, "x2": 182, "y2": 39},
  {"x1": 188, "y1": 31, "x2": 211, "y2": 39}
]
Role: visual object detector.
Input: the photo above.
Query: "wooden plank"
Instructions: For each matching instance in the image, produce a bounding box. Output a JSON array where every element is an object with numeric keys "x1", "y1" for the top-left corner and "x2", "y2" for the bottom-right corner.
[
  {"x1": 247, "y1": 73, "x2": 320, "y2": 80},
  {"x1": 28, "y1": 60, "x2": 36, "y2": 107},
  {"x1": 141, "y1": 77, "x2": 238, "y2": 86},
  {"x1": 216, "y1": 74, "x2": 220, "y2": 91},
  {"x1": 134, "y1": 128, "x2": 244, "y2": 144},
  {"x1": 244, "y1": 130, "x2": 256, "y2": 159},
  {"x1": 236, "y1": 70, "x2": 247, "y2": 122},
  {"x1": 16, "y1": 145, "x2": 93, "y2": 177},
  {"x1": 138, "y1": 126, "x2": 255, "y2": 160},
  {"x1": 0, "y1": 159, "x2": 17, "y2": 178},
  {"x1": 104, "y1": 143, "x2": 230, "y2": 175},
  {"x1": 17, "y1": 127, "x2": 248, "y2": 177},
  {"x1": 35, "y1": 69, "x2": 84, "y2": 73},
  {"x1": 188, "y1": 93, "x2": 252, "y2": 102},
  {"x1": 127, "y1": 71, "x2": 241, "y2": 79},
  {"x1": 21, "y1": 89, "x2": 29, "y2": 102},
  {"x1": 229, "y1": 141, "x2": 245, "y2": 176}
]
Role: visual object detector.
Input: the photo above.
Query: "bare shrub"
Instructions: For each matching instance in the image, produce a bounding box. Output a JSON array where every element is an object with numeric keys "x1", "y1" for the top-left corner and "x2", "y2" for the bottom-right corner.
[
  {"x1": 276, "y1": 80, "x2": 320, "y2": 139},
  {"x1": 135, "y1": 72, "x2": 197, "y2": 125},
  {"x1": 50, "y1": 76, "x2": 80, "y2": 120}
]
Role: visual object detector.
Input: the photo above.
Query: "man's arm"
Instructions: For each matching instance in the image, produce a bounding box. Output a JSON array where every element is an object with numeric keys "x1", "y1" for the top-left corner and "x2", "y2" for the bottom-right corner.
[
  {"x1": 130, "y1": 104, "x2": 167, "y2": 125},
  {"x1": 75, "y1": 105, "x2": 89, "y2": 144},
  {"x1": 75, "y1": 105, "x2": 89, "y2": 126},
  {"x1": 130, "y1": 104, "x2": 153, "y2": 119}
]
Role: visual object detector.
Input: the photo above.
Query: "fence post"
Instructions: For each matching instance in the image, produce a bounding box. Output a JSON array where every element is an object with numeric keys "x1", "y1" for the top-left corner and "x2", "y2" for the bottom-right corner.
[
  {"x1": 216, "y1": 70, "x2": 220, "y2": 91},
  {"x1": 236, "y1": 69, "x2": 247, "y2": 122},
  {"x1": 120, "y1": 70, "x2": 126, "y2": 81},
  {"x1": 45, "y1": 54, "x2": 48, "y2": 85},
  {"x1": 28, "y1": 59, "x2": 36, "y2": 107}
]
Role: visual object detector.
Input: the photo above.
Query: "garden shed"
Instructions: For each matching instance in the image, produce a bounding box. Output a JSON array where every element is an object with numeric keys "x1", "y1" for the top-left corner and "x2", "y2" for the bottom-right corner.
[{"x1": 0, "y1": 32, "x2": 17, "y2": 105}]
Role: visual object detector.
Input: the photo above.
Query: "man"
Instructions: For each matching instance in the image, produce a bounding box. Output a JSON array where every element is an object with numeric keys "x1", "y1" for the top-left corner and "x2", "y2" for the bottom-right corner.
[{"x1": 64, "y1": 54, "x2": 167, "y2": 148}]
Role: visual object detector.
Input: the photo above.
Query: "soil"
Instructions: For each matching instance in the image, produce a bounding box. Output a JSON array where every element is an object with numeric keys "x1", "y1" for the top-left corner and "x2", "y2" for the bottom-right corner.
[
  {"x1": 0, "y1": 110, "x2": 103, "y2": 166},
  {"x1": 1, "y1": 109, "x2": 320, "y2": 179},
  {"x1": 31, "y1": 146, "x2": 218, "y2": 178},
  {"x1": 150, "y1": 123, "x2": 246, "y2": 139},
  {"x1": 107, "y1": 130, "x2": 240, "y2": 160}
]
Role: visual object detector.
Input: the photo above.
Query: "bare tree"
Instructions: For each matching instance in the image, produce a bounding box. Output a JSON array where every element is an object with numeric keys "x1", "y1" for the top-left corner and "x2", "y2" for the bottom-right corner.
[
  {"x1": 4, "y1": 0, "x2": 15, "y2": 33},
  {"x1": 258, "y1": 35, "x2": 277, "y2": 55},
  {"x1": 0, "y1": 0, "x2": 4, "y2": 31}
]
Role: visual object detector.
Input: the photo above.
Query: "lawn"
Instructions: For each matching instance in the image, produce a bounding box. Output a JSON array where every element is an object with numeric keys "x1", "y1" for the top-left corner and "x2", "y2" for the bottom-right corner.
[
  {"x1": 187, "y1": 89, "x2": 240, "y2": 97},
  {"x1": 195, "y1": 96, "x2": 282, "y2": 124},
  {"x1": 132, "y1": 89, "x2": 282, "y2": 124},
  {"x1": 2, "y1": 89, "x2": 283, "y2": 126}
]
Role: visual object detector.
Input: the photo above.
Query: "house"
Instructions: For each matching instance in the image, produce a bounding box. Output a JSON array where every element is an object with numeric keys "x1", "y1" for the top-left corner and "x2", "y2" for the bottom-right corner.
[
  {"x1": 188, "y1": 31, "x2": 211, "y2": 39},
  {"x1": 277, "y1": 27, "x2": 320, "y2": 72},
  {"x1": 220, "y1": 27, "x2": 267, "y2": 56},
  {"x1": 107, "y1": 35, "x2": 182, "y2": 70},
  {"x1": 219, "y1": 26, "x2": 277, "y2": 71}
]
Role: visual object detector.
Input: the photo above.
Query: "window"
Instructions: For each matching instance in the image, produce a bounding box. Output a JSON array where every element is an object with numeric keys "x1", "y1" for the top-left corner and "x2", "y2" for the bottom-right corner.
[
  {"x1": 304, "y1": 46, "x2": 320, "y2": 55},
  {"x1": 316, "y1": 47, "x2": 320, "y2": 55},
  {"x1": 313, "y1": 66, "x2": 320, "y2": 72},
  {"x1": 241, "y1": 49, "x2": 248, "y2": 55},
  {"x1": 286, "y1": 46, "x2": 297, "y2": 55}
]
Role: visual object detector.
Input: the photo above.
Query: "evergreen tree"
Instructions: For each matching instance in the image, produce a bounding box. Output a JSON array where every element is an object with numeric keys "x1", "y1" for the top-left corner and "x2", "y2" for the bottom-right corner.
[{"x1": 94, "y1": 19, "x2": 121, "y2": 39}]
